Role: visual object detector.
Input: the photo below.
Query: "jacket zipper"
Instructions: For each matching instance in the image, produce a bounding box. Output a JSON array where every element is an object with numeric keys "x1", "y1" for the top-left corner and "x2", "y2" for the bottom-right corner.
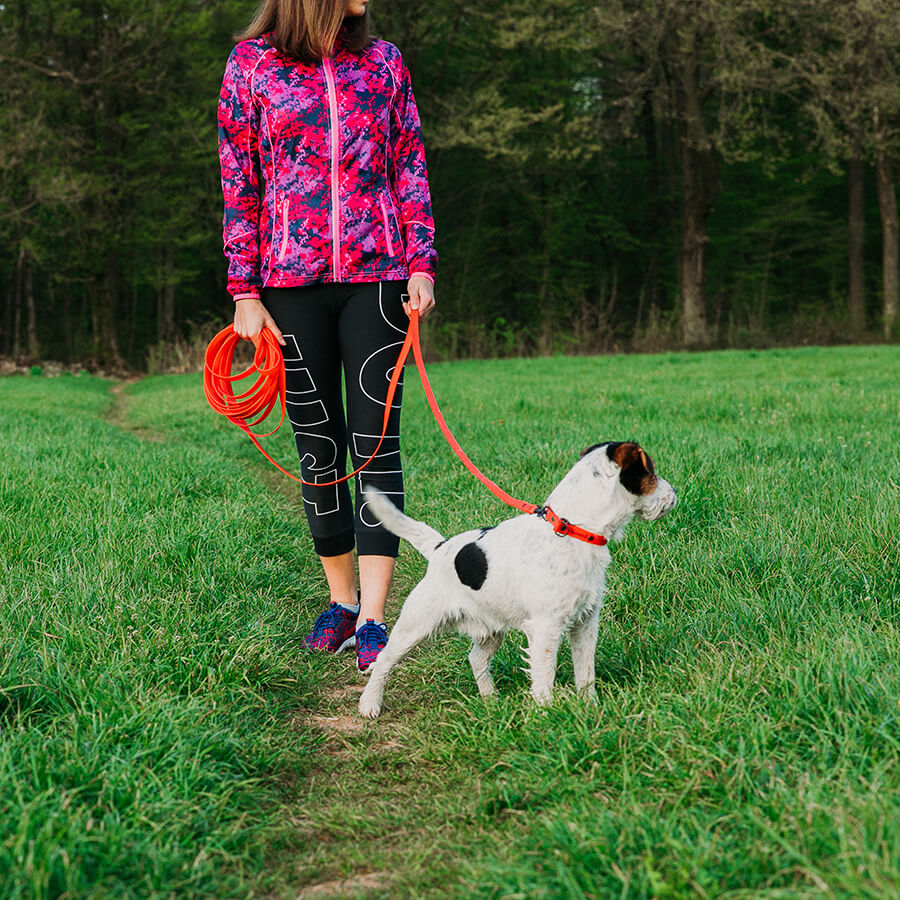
[
  {"x1": 322, "y1": 57, "x2": 341, "y2": 282},
  {"x1": 278, "y1": 202, "x2": 289, "y2": 261},
  {"x1": 379, "y1": 196, "x2": 395, "y2": 257}
]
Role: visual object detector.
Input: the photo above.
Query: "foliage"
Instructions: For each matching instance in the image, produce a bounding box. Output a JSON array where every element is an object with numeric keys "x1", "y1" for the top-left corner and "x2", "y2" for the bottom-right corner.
[{"x1": 0, "y1": 1, "x2": 898, "y2": 366}]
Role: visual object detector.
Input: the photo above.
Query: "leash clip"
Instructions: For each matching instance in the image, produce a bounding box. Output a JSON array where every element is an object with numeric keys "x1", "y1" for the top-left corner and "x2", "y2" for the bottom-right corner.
[{"x1": 534, "y1": 506, "x2": 570, "y2": 537}]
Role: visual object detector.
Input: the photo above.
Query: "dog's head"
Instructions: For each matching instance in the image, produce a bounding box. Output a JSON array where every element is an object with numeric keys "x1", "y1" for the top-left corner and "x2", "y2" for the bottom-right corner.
[{"x1": 572, "y1": 441, "x2": 677, "y2": 529}]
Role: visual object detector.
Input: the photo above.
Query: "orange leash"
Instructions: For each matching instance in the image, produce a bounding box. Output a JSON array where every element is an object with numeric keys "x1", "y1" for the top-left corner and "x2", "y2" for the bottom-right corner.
[
  {"x1": 406, "y1": 313, "x2": 536, "y2": 515},
  {"x1": 203, "y1": 310, "x2": 531, "y2": 505},
  {"x1": 203, "y1": 312, "x2": 608, "y2": 545},
  {"x1": 203, "y1": 319, "x2": 412, "y2": 487}
]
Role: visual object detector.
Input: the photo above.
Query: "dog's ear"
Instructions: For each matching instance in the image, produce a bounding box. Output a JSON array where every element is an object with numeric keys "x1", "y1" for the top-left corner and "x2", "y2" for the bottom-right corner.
[{"x1": 605, "y1": 442, "x2": 658, "y2": 495}]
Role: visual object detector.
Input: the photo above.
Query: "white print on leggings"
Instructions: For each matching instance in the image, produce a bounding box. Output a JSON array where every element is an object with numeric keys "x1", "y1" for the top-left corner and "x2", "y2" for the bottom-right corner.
[
  {"x1": 355, "y1": 284, "x2": 406, "y2": 527},
  {"x1": 281, "y1": 332, "x2": 340, "y2": 517}
]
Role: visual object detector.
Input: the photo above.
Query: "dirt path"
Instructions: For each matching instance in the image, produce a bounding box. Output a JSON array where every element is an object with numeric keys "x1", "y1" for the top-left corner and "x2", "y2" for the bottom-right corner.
[
  {"x1": 100, "y1": 375, "x2": 441, "y2": 897},
  {"x1": 104, "y1": 378, "x2": 165, "y2": 442}
]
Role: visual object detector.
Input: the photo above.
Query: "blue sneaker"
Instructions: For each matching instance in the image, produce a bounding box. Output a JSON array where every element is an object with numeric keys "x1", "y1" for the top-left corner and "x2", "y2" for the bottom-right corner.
[
  {"x1": 355, "y1": 619, "x2": 388, "y2": 672},
  {"x1": 303, "y1": 602, "x2": 358, "y2": 652}
]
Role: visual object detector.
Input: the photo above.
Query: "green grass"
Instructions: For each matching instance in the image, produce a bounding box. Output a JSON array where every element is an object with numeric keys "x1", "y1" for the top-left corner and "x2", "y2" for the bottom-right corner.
[{"x1": 1, "y1": 345, "x2": 899, "y2": 898}]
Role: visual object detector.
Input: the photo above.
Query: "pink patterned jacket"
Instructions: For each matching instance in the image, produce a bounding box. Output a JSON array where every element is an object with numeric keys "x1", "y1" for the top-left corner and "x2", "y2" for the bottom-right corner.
[{"x1": 218, "y1": 36, "x2": 437, "y2": 300}]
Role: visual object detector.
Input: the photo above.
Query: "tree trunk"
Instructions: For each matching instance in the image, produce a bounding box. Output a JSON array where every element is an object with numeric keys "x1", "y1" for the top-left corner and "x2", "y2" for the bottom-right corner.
[
  {"x1": 677, "y1": 45, "x2": 717, "y2": 347},
  {"x1": 128, "y1": 281, "x2": 138, "y2": 360},
  {"x1": 457, "y1": 179, "x2": 487, "y2": 325},
  {"x1": 634, "y1": 89, "x2": 663, "y2": 334},
  {"x1": 157, "y1": 246, "x2": 176, "y2": 343},
  {"x1": 91, "y1": 264, "x2": 125, "y2": 369},
  {"x1": 681, "y1": 146, "x2": 714, "y2": 346},
  {"x1": 25, "y1": 261, "x2": 39, "y2": 360},
  {"x1": 1, "y1": 274, "x2": 11, "y2": 357},
  {"x1": 54, "y1": 279, "x2": 73, "y2": 363},
  {"x1": 848, "y1": 148, "x2": 866, "y2": 334},
  {"x1": 875, "y1": 152, "x2": 899, "y2": 339},
  {"x1": 13, "y1": 247, "x2": 24, "y2": 359}
]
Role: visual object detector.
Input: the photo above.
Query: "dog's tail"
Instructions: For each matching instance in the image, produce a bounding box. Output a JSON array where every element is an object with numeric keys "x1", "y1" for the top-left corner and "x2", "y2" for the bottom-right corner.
[{"x1": 364, "y1": 489, "x2": 445, "y2": 560}]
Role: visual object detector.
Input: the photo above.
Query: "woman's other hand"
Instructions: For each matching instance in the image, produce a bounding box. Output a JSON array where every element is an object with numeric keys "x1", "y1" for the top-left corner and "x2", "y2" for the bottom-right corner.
[
  {"x1": 233, "y1": 297, "x2": 286, "y2": 346},
  {"x1": 404, "y1": 275, "x2": 435, "y2": 320}
]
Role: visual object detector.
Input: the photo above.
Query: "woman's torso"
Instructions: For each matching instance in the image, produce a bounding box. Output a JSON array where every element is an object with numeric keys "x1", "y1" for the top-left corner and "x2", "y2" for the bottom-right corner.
[{"x1": 225, "y1": 36, "x2": 414, "y2": 286}]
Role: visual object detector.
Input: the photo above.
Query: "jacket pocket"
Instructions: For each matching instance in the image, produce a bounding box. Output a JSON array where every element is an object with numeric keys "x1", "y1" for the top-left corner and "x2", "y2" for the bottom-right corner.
[
  {"x1": 278, "y1": 202, "x2": 289, "y2": 262},
  {"x1": 379, "y1": 196, "x2": 396, "y2": 258}
]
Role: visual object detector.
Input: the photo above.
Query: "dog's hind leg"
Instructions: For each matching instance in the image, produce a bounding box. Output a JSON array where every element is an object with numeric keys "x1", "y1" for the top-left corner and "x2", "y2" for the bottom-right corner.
[
  {"x1": 569, "y1": 606, "x2": 600, "y2": 702},
  {"x1": 523, "y1": 624, "x2": 560, "y2": 707},
  {"x1": 468, "y1": 633, "x2": 504, "y2": 697},
  {"x1": 359, "y1": 584, "x2": 447, "y2": 719}
]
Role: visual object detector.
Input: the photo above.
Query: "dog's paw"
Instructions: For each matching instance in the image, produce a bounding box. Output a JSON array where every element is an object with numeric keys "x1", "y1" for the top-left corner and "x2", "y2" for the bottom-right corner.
[
  {"x1": 358, "y1": 692, "x2": 382, "y2": 719},
  {"x1": 530, "y1": 689, "x2": 554, "y2": 707},
  {"x1": 473, "y1": 676, "x2": 496, "y2": 697}
]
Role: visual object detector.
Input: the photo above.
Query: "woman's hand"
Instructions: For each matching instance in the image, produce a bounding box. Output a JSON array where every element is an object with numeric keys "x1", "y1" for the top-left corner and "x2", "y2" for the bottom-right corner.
[
  {"x1": 233, "y1": 297, "x2": 285, "y2": 346},
  {"x1": 403, "y1": 275, "x2": 436, "y2": 320}
]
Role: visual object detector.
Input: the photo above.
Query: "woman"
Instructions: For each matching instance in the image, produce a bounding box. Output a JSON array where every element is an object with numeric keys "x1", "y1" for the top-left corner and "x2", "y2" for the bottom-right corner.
[{"x1": 218, "y1": 0, "x2": 437, "y2": 671}]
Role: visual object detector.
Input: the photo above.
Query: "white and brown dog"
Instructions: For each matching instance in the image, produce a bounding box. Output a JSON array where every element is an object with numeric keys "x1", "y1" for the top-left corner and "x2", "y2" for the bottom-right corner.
[{"x1": 359, "y1": 442, "x2": 676, "y2": 718}]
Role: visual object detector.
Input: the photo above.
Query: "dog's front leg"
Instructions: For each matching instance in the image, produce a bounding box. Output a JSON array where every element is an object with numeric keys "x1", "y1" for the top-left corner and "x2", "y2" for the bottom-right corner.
[
  {"x1": 468, "y1": 633, "x2": 504, "y2": 697},
  {"x1": 358, "y1": 584, "x2": 443, "y2": 719},
  {"x1": 523, "y1": 624, "x2": 560, "y2": 706},
  {"x1": 568, "y1": 606, "x2": 600, "y2": 702}
]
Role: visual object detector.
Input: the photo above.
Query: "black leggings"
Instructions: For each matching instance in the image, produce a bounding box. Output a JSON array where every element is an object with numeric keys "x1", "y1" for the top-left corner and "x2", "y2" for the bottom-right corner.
[{"x1": 262, "y1": 281, "x2": 407, "y2": 558}]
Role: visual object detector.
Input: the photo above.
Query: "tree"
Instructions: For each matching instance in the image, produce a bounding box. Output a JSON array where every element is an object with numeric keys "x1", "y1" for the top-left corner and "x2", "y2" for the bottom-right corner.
[
  {"x1": 782, "y1": 0, "x2": 900, "y2": 337},
  {"x1": 0, "y1": 0, "x2": 242, "y2": 367},
  {"x1": 0, "y1": 6, "x2": 91, "y2": 360},
  {"x1": 0, "y1": 0, "x2": 896, "y2": 365},
  {"x1": 590, "y1": 0, "x2": 780, "y2": 346},
  {"x1": 376, "y1": 1, "x2": 620, "y2": 353}
]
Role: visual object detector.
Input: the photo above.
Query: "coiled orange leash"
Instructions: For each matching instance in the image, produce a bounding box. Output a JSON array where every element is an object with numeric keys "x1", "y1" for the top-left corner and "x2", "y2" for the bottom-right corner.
[
  {"x1": 203, "y1": 317, "x2": 412, "y2": 486},
  {"x1": 203, "y1": 311, "x2": 607, "y2": 545}
]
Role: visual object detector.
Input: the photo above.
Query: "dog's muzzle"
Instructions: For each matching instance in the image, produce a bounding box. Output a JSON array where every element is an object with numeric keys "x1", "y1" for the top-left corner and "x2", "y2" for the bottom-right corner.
[{"x1": 640, "y1": 479, "x2": 677, "y2": 521}]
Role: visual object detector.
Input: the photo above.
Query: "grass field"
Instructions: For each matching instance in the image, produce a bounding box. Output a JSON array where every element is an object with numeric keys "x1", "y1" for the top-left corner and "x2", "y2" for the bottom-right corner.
[{"x1": 2, "y1": 345, "x2": 899, "y2": 898}]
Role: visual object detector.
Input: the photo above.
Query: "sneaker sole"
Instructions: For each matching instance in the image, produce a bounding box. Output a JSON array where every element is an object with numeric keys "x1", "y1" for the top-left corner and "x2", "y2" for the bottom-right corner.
[{"x1": 336, "y1": 636, "x2": 356, "y2": 653}]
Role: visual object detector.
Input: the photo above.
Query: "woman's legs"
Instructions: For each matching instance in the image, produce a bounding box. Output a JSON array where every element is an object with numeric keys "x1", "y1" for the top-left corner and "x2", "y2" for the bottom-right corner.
[
  {"x1": 337, "y1": 281, "x2": 407, "y2": 558},
  {"x1": 338, "y1": 281, "x2": 408, "y2": 625},
  {"x1": 263, "y1": 281, "x2": 407, "y2": 632},
  {"x1": 357, "y1": 554, "x2": 394, "y2": 625},
  {"x1": 262, "y1": 284, "x2": 356, "y2": 559},
  {"x1": 319, "y1": 551, "x2": 358, "y2": 609},
  {"x1": 318, "y1": 552, "x2": 392, "y2": 626}
]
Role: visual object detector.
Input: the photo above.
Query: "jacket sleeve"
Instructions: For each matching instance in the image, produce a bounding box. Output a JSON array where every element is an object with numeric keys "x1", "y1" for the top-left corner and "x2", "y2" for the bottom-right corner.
[
  {"x1": 218, "y1": 47, "x2": 262, "y2": 300},
  {"x1": 390, "y1": 57, "x2": 438, "y2": 282}
]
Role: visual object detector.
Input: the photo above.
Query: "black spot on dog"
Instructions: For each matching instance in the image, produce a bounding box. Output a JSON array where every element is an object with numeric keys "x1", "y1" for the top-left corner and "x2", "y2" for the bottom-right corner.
[{"x1": 454, "y1": 542, "x2": 488, "y2": 590}]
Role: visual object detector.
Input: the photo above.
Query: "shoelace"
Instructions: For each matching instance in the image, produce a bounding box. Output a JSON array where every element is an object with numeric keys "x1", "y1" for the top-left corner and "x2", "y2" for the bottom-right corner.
[
  {"x1": 310, "y1": 603, "x2": 349, "y2": 637},
  {"x1": 357, "y1": 622, "x2": 386, "y2": 650}
]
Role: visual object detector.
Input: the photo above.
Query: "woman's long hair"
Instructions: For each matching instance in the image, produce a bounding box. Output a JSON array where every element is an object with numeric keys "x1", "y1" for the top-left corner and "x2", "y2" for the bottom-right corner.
[{"x1": 238, "y1": 0, "x2": 370, "y2": 62}]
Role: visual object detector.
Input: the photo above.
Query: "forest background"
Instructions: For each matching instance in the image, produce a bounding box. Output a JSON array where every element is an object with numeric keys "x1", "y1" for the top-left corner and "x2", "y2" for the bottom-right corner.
[{"x1": 1, "y1": 0, "x2": 898, "y2": 371}]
